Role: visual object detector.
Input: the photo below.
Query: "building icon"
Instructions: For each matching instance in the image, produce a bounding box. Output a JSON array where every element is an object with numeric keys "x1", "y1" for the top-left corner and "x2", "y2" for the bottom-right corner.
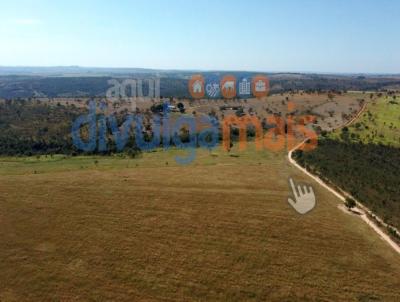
[{"x1": 238, "y1": 78, "x2": 251, "y2": 95}]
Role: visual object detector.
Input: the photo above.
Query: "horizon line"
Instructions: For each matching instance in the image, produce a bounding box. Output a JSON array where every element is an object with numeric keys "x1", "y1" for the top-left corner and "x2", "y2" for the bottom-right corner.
[{"x1": 0, "y1": 65, "x2": 399, "y2": 76}]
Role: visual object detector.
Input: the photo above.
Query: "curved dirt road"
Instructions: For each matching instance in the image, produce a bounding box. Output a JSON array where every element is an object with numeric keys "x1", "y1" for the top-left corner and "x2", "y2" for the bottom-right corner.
[{"x1": 288, "y1": 140, "x2": 400, "y2": 255}]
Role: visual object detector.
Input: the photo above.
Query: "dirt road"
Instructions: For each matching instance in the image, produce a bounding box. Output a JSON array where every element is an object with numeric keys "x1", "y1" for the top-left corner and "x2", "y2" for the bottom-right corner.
[{"x1": 288, "y1": 140, "x2": 400, "y2": 255}]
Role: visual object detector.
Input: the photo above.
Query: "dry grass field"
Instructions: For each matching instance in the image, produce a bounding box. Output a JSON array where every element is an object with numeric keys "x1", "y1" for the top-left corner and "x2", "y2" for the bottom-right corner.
[
  {"x1": 36, "y1": 91, "x2": 364, "y2": 132},
  {"x1": 186, "y1": 92, "x2": 364, "y2": 131},
  {"x1": 1, "y1": 146, "x2": 400, "y2": 301}
]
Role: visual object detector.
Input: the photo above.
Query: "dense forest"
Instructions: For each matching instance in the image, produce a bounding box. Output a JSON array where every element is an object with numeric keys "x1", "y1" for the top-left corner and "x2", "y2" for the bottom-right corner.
[
  {"x1": 0, "y1": 100, "x2": 82, "y2": 155},
  {"x1": 0, "y1": 76, "x2": 189, "y2": 99},
  {"x1": 0, "y1": 100, "x2": 220, "y2": 156},
  {"x1": 293, "y1": 138, "x2": 400, "y2": 229},
  {"x1": 0, "y1": 100, "x2": 147, "y2": 156},
  {"x1": 0, "y1": 98, "x2": 273, "y2": 156}
]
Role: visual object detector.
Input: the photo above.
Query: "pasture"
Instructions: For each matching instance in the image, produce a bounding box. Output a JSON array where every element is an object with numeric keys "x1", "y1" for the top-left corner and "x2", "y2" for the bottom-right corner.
[{"x1": 1, "y1": 145, "x2": 399, "y2": 301}]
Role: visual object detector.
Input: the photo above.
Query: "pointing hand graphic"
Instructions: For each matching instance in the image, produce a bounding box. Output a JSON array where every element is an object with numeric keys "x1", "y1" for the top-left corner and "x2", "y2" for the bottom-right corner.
[{"x1": 288, "y1": 178, "x2": 316, "y2": 214}]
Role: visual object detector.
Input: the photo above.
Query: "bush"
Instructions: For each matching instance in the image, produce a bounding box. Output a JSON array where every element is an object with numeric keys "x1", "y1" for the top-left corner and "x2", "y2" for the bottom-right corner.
[{"x1": 345, "y1": 197, "x2": 356, "y2": 209}]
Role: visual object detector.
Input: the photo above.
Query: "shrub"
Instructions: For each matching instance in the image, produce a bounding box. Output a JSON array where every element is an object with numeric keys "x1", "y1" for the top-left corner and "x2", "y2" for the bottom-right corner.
[{"x1": 345, "y1": 197, "x2": 356, "y2": 209}]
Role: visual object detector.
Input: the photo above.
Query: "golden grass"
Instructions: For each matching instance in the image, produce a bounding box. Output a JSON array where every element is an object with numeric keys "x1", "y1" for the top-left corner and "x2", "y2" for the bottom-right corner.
[{"x1": 0, "y1": 146, "x2": 399, "y2": 301}]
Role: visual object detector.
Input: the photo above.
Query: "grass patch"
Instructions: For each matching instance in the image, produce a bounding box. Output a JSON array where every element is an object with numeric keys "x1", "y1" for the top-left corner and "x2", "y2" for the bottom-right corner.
[{"x1": 329, "y1": 96, "x2": 400, "y2": 146}]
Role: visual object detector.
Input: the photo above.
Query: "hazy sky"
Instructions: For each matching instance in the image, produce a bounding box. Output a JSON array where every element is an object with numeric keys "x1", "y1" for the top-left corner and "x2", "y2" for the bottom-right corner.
[{"x1": 1, "y1": 0, "x2": 399, "y2": 73}]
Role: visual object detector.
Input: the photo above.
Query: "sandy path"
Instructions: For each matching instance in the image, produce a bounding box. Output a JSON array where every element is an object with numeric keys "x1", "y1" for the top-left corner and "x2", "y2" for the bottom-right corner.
[
  {"x1": 288, "y1": 140, "x2": 400, "y2": 255},
  {"x1": 345, "y1": 102, "x2": 367, "y2": 126}
]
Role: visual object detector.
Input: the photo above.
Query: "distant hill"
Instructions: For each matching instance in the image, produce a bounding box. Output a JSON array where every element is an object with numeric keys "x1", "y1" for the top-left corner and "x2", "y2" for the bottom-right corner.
[{"x1": 1, "y1": 67, "x2": 400, "y2": 99}]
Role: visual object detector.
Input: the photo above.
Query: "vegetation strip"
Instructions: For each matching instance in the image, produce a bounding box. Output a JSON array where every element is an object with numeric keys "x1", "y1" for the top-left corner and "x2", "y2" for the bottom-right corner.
[{"x1": 289, "y1": 140, "x2": 400, "y2": 255}]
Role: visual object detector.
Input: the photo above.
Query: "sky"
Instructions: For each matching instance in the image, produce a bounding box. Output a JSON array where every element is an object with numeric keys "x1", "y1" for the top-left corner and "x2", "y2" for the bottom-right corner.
[{"x1": 0, "y1": 0, "x2": 399, "y2": 73}]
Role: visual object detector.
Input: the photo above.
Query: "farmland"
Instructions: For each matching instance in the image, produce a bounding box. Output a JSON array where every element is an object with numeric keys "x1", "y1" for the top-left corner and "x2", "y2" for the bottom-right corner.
[{"x1": 1, "y1": 146, "x2": 400, "y2": 301}]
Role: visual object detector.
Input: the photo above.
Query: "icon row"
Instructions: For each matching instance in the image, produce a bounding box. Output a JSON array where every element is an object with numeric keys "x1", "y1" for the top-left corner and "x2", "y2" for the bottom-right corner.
[{"x1": 189, "y1": 74, "x2": 269, "y2": 99}]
